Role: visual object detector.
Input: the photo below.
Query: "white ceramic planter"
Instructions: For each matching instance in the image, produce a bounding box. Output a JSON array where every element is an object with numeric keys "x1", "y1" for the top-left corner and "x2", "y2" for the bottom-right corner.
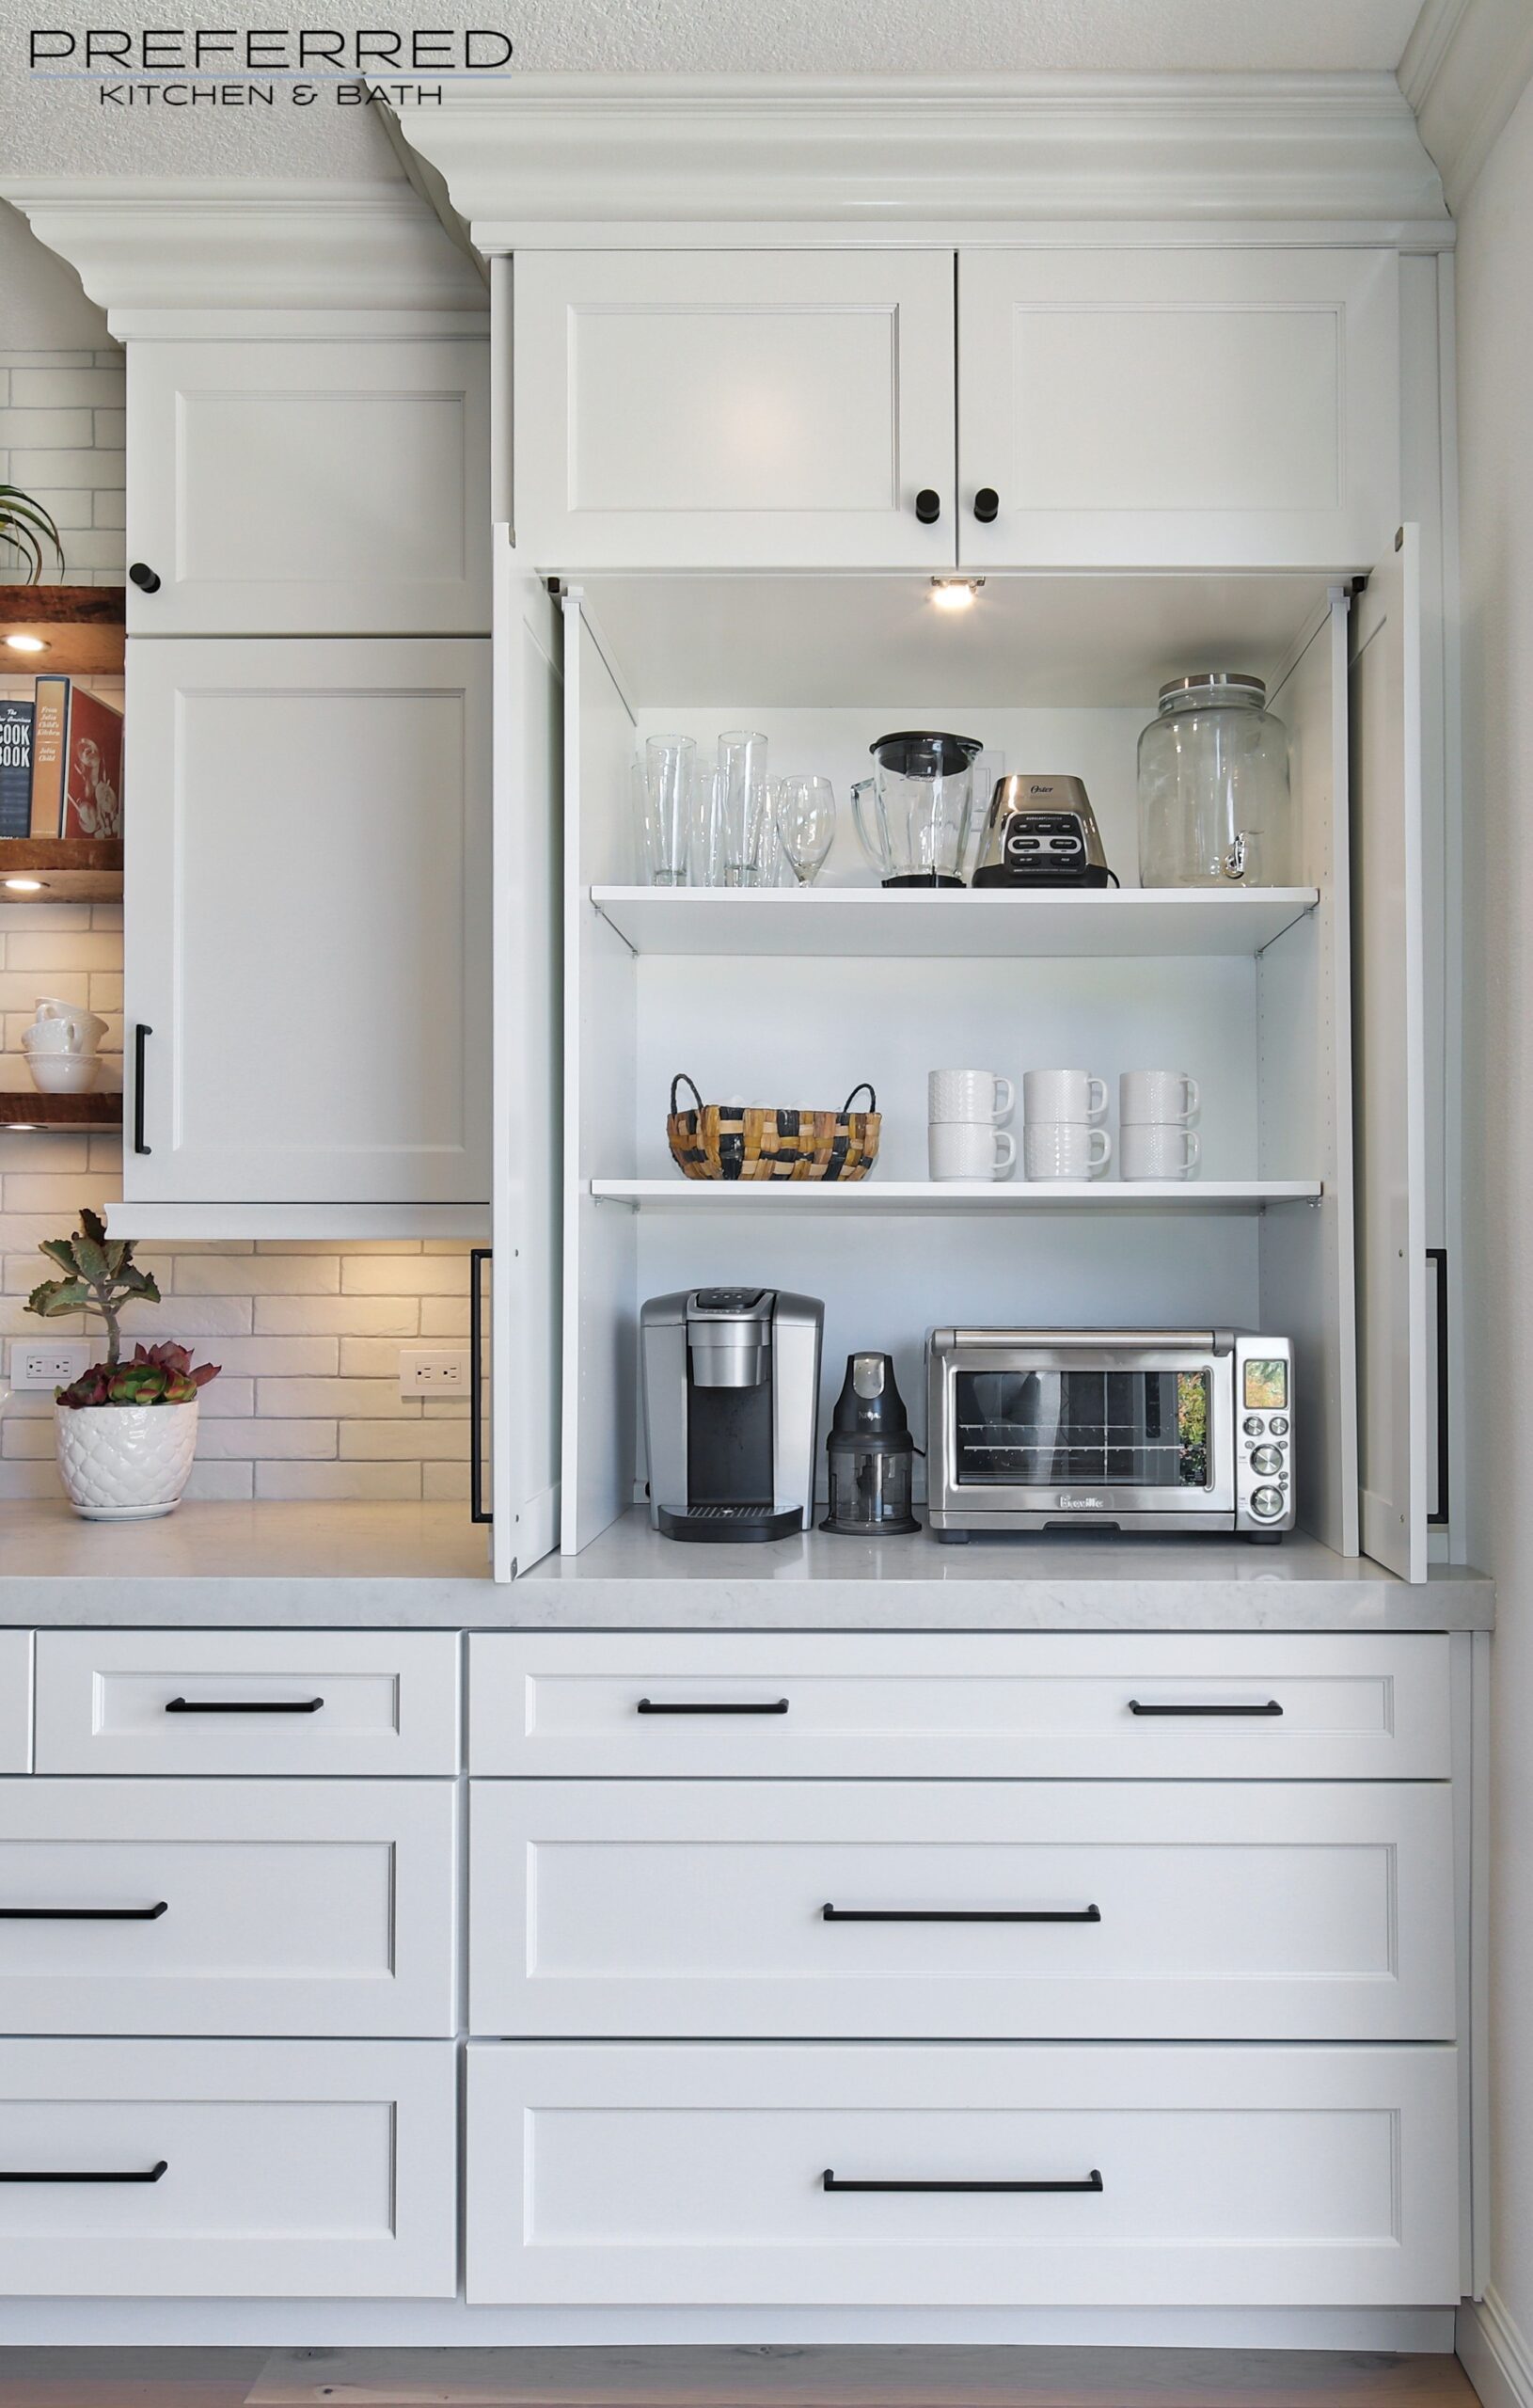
[{"x1": 55, "y1": 1399, "x2": 199, "y2": 1521}]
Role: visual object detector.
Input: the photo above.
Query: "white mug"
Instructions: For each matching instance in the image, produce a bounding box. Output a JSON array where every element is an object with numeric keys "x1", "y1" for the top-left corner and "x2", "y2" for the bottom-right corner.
[
  {"x1": 1120, "y1": 1069, "x2": 1199, "y2": 1125},
  {"x1": 929, "y1": 1122, "x2": 1017, "y2": 1181},
  {"x1": 1023, "y1": 1122, "x2": 1113, "y2": 1180},
  {"x1": 1121, "y1": 1124, "x2": 1201, "y2": 1181},
  {"x1": 1023, "y1": 1069, "x2": 1108, "y2": 1126},
  {"x1": 928, "y1": 1069, "x2": 1014, "y2": 1125},
  {"x1": 22, "y1": 999, "x2": 106, "y2": 1056}
]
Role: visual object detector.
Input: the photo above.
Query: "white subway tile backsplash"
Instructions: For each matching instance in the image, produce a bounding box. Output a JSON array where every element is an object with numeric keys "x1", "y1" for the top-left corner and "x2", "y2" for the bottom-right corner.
[
  {"x1": 422, "y1": 1463, "x2": 473, "y2": 1502},
  {"x1": 197, "y1": 1418, "x2": 339, "y2": 1461},
  {"x1": 256, "y1": 1460, "x2": 422, "y2": 1502},
  {"x1": 182, "y1": 1461, "x2": 255, "y2": 1501},
  {"x1": 3, "y1": 1174, "x2": 122, "y2": 1213},
  {"x1": 211, "y1": 1337, "x2": 340, "y2": 1377},
  {"x1": 174, "y1": 1254, "x2": 342, "y2": 1296},
  {"x1": 5, "y1": 932, "x2": 124, "y2": 973},
  {"x1": 341, "y1": 1256, "x2": 470, "y2": 1295},
  {"x1": 255, "y1": 1295, "x2": 419, "y2": 1336},
  {"x1": 256, "y1": 1377, "x2": 413, "y2": 1417},
  {"x1": 9, "y1": 368, "x2": 125, "y2": 407},
  {"x1": 340, "y1": 1419, "x2": 468, "y2": 1461},
  {"x1": 338, "y1": 1336, "x2": 416, "y2": 1379},
  {"x1": 0, "y1": 1462, "x2": 69, "y2": 1498},
  {"x1": 8, "y1": 447, "x2": 125, "y2": 491},
  {"x1": 0, "y1": 409, "x2": 93, "y2": 448},
  {"x1": 419, "y1": 1298, "x2": 472, "y2": 1337}
]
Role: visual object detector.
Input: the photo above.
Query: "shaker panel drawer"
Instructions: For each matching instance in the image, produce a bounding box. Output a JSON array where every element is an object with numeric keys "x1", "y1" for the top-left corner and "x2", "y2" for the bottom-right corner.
[
  {"x1": 467, "y1": 1780, "x2": 1455, "y2": 2041},
  {"x1": 468, "y1": 1633, "x2": 1451, "y2": 1779},
  {"x1": 466, "y1": 2039, "x2": 1460, "y2": 2305},
  {"x1": 35, "y1": 1631, "x2": 460, "y2": 1775},
  {"x1": 0, "y1": 1782, "x2": 455, "y2": 2036},
  {"x1": 0, "y1": 1637, "x2": 31, "y2": 1774},
  {"x1": 0, "y1": 2039, "x2": 455, "y2": 2295}
]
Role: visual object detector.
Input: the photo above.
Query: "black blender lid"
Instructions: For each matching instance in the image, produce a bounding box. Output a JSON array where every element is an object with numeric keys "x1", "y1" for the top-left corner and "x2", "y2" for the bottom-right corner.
[{"x1": 870, "y1": 731, "x2": 984, "y2": 777}]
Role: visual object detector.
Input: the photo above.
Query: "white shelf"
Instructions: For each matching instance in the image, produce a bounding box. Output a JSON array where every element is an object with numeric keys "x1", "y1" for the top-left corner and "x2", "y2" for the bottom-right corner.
[
  {"x1": 590, "y1": 886, "x2": 1319, "y2": 959},
  {"x1": 591, "y1": 1179, "x2": 1320, "y2": 1214}
]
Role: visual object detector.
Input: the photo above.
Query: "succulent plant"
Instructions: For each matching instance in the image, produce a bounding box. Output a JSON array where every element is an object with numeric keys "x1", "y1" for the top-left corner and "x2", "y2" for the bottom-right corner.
[
  {"x1": 25, "y1": 1211, "x2": 220, "y2": 1407},
  {"x1": 0, "y1": 484, "x2": 64, "y2": 582}
]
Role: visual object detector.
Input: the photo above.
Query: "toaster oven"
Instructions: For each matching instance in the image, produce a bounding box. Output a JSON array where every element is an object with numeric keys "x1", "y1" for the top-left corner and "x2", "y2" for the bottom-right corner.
[{"x1": 926, "y1": 1328, "x2": 1294, "y2": 1539}]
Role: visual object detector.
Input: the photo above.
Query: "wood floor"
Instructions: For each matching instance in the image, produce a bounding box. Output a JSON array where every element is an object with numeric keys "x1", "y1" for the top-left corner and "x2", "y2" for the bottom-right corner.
[{"x1": 0, "y1": 2346, "x2": 1485, "y2": 2408}]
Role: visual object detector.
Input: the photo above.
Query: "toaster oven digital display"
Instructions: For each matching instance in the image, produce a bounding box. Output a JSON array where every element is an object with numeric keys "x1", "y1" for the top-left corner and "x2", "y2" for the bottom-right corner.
[
  {"x1": 952, "y1": 1368, "x2": 1211, "y2": 1490},
  {"x1": 1243, "y1": 1357, "x2": 1288, "y2": 1411}
]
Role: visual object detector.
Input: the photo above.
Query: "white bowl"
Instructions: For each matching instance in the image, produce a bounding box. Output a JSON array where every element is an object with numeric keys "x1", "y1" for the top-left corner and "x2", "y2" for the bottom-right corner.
[{"x1": 25, "y1": 1054, "x2": 102, "y2": 1095}]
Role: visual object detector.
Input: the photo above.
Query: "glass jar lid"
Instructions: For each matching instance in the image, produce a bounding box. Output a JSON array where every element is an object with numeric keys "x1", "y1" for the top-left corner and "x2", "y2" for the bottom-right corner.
[{"x1": 1156, "y1": 672, "x2": 1267, "y2": 713}]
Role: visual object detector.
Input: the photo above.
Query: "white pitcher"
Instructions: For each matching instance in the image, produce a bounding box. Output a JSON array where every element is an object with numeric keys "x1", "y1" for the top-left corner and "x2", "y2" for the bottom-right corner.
[{"x1": 22, "y1": 997, "x2": 108, "y2": 1056}]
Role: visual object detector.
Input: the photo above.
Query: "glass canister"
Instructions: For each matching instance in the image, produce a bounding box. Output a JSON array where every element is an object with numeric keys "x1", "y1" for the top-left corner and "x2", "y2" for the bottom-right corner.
[{"x1": 1137, "y1": 673, "x2": 1291, "y2": 887}]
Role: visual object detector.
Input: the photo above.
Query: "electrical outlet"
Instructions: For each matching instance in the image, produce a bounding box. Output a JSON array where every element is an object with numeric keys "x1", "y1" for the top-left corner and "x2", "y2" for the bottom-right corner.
[
  {"x1": 399, "y1": 1348, "x2": 470, "y2": 1398},
  {"x1": 10, "y1": 1340, "x2": 90, "y2": 1392}
]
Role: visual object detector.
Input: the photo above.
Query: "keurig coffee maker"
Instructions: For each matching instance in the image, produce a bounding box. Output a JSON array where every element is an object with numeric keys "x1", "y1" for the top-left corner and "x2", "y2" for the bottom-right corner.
[{"x1": 640, "y1": 1288, "x2": 823, "y2": 1542}]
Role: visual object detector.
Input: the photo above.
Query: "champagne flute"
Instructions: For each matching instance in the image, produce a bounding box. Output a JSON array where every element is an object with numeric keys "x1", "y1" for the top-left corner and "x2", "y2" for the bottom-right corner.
[{"x1": 774, "y1": 776, "x2": 837, "y2": 886}]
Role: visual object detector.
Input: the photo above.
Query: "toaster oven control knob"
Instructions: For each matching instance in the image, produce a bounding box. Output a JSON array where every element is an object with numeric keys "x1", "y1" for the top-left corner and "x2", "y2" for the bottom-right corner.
[
  {"x1": 1251, "y1": 1445, "x2": 1283, "y2": 1476},
  {"x1": 1270, "y1": 1416, "x2": 1289, "y2": 1436},
  {"x1": 1251, "y1": 1486, "x2": 1285, "y2": 1518},
  {"x1": 973, "y1": 487, "x2": 1000, "y2": 523},
  {"x1": 1243, "y1": 1416, "x2": 1265, "y2": 1437}
]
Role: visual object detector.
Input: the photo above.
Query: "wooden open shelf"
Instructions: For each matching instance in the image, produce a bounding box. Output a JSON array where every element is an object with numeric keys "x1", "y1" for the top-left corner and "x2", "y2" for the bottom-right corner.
[
  {"x1": 0, "y1": 838, "x2": 123, "y2": 902},
  {"x1": 0, "y1": 584, "x2": 124, "y2": 676},
  {"x1": 0, "y1": 1090, "x2": 121, "y2": 1128}
]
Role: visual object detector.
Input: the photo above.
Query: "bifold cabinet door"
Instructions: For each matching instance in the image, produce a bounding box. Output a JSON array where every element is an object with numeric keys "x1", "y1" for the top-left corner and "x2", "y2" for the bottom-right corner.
[
  {"x1": 513, "y1": 251, "x2": 956, "y2": 568},
  {"x1": 0, "y1": 2040, "x2": 455, "y2": 2296},
  {"x1": 957, "y1": 249, "x2": 1399, "y2": 569},
  {"x1": 466, "y1": 2041, "x2": 1460, "y2": 2305},
  {"x1": 124, "y1": 638, "x2": 490, "y2": 1206},
  {"x1": 127, "y1": 340, "x2": 490, "y2": 635},
  {"x1": 1351, "y1": 527, "x2": 1430, "y2": 1579}
]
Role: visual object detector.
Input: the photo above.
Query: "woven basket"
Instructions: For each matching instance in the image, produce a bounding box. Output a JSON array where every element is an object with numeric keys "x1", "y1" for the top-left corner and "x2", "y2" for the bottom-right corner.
[{"x1": 667, "y1": 1074, "x2": 880, "y2": 1183}]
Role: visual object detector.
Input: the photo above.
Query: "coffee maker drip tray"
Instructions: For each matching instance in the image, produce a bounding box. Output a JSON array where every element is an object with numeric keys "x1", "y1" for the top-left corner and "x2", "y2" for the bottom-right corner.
[{"x1": 657, "y1": 1502, "x2": 805, "y2": 1544}]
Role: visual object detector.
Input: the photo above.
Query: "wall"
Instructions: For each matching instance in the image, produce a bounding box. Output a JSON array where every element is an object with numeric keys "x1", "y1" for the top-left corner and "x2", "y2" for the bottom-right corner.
[
  {"x1": 1457, "y1": 65, "x2": 1533, "y2": 2389},
  {"x1": 0, "y1": 210, "x2": 473, "y2": 1505}
]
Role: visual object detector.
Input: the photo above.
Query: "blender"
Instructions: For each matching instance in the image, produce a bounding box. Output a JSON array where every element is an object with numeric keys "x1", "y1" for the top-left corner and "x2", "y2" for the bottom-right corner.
[{"x1": 850, "y1": 730, "x2": 983, "y2": 888}]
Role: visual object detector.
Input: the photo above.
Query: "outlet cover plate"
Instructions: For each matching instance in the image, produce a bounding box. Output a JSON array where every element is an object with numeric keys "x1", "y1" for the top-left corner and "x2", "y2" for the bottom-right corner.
[
  {"x1": 11, "y1": 1340, "x2": 90, "y2": 1391},
  {"x1": 399, "y1": 1347, "x2": 470, "y2": 1398}
]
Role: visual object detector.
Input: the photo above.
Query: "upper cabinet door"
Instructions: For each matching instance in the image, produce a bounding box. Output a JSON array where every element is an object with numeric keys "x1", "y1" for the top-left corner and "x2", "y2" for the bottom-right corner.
[
  {"x1": 1351, "y1": 528, "x2": 1429, "y2": 1581},
  {"x1": 512, "y1": 251, "x2": 956, "y2": 569},
  {"x1": 124, "y1": 638, "x2": 490, "y2": 1208},
  {"x1": 957, "y1": 250, "x2": 1399, "y2": 571},
  {"x1": 126, "y1": 341, "x2": 490, "y2": 636}
]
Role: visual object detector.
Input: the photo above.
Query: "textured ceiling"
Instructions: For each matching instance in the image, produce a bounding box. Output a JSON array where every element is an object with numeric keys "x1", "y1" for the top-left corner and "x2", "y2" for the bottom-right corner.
[{"x1": 0, "y1": 0, "x2": 1428, "y2": 181}]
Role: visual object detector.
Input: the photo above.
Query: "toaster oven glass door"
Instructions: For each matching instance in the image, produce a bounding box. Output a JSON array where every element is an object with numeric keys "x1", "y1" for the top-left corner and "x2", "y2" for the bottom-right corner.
[{"x1": 952, "y1": 1367, "x2": 1212, "y2": 1490}]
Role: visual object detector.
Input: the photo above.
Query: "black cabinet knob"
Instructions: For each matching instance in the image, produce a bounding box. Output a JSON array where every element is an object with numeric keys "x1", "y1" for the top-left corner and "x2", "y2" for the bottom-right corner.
[
  {"x1": 914, "y1": 489, "x2": 941, "y2": 525},
  {"x1": 973, "y1": 488, "x2": 1000, "y2": 523},
  {"x1": 128, "y1": 562, "x2": 161, "y2": 594}
]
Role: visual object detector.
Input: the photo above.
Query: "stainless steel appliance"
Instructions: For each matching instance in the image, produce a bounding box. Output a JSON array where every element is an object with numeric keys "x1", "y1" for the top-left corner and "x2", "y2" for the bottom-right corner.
[
  {"x1": 926, "y1": 1328, "x2": 1294, "y2": 1539},
  {"x1": 972, "y1": 774, "x2": 1114, "y2": 888},
  {"x1": 641, "y1": 1288, "x2": 823, "y2": 1542}
]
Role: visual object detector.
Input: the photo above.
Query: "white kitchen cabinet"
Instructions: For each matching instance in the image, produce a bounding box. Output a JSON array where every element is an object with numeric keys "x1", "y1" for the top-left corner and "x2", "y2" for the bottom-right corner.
[
  {"x1": 0, "y1": 2040, "x2": 456, "y2": 2297},
  {"x1": 123, "y1": 637, "x2": 491, "y2": 1210},
  {"x1": 511, "y1": 251, "x2": 956, "y2": 569},
  {"x1": 126, "y1": 340, "x2": 490, "y2": 637},
  {"x1": 0, "y1": 1781, "x2": 456, "y2": 2036},
  {"x1": 956, "y1": 249, "x2": 1399, "y2": 570},
  {"x1": 468, "y1": 1779, "x2": 1454, "y2": 2041},
  {"x1": 466, "y1": 2040, "x2": 1461, "y2": 2306}
]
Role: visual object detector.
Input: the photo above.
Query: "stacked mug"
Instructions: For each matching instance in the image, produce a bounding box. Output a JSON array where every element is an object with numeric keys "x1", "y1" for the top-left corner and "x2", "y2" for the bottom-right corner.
[
  {"x1": 928, "y1": 1069, "x2": 1016, "y2": 1182},
  {"x1": 1021, "y1": 1070, "x2": 1113, "y2": 1181},
  {"x1": 1120, "y1": 1069, "x2": 1200, "y2": 1181},
  {"x1": 22, "y1": 997, "x2": 106, "y2": 1095}
]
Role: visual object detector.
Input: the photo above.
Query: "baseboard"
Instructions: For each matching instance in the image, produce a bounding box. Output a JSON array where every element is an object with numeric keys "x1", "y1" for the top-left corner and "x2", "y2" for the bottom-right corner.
[{"x1": 1460, "y1": 2289, "x2": 1533, "y2": 2408}]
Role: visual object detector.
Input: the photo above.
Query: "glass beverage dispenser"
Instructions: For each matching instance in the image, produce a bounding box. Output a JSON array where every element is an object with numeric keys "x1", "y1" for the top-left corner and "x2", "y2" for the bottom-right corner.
[{"x1": 1137, "y1": 673, "x2": 1291, "y2": 887}]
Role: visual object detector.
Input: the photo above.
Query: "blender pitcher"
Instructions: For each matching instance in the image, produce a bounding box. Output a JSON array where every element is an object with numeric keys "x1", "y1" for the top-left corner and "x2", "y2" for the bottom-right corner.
[{"x1": 850, "y1": 730, "x2": 983, "y2": 888}]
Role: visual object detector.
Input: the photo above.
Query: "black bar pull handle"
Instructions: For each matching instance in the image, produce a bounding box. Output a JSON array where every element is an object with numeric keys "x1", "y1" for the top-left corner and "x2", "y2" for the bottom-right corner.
[
  {"x1": 470, "y1": 1246, "x2": 492, "y2": 1526},
  {"x1": 824, "y1": 2168, "x2": 1102, "y2": 2194},
  {"x1": 0, "y1": 2161, "x2": 167, "y2": 2184},
  {"x1": 0, "y1": 1902, "x2": 166, "y2": 1922},
  {"x1": 637, "y1": 1698, "x2": 789, "y2": 1716},
  {"x1": 133, "y1": 1024, "x2": 152, "y2": 1155},
  {"x1": 914, "y1": 488, "x2": 941, "y2": 524},
  {"x1": 823, "y1": 1903, "x2": 1100, "y2": 1924},
  {"x1": 166, "y1": 1697, "x2": 323, "y2": 1716},
  {"x1": 1128, "y1": 1699, "x2": 1283, "y2": 1718}
]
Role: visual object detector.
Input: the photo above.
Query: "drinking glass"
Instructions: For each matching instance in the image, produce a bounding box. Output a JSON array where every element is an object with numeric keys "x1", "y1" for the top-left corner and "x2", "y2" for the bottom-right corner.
[
  {"x1": 774, "y1": 777, "x2": 837, "y2": 886},
  {"x1": 714, "y1": 731, "x2": 771, "y2": 886},
  {"x1": 632, "y1": 734, "x2": 694, "y2": 886}
]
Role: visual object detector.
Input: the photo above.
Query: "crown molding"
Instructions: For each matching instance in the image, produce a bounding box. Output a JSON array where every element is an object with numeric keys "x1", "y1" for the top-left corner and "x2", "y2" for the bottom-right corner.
[
  {"x1": 384, "y1": 71, "x2": 1448, "y2": 243},
  {"x1": 0, "y1": 178, "x2": 488, "y2": 331},
  {"x1": 1399, "y1": 0, "x2": 1533, "y2": 210}
]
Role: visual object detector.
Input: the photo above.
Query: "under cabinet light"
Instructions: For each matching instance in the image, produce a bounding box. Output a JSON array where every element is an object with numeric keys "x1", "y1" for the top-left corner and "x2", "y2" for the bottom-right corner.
[
  {"x1": 3, "y1": 634, "x2": 48, "y2": 654},
  {"x1": 3, "y1": 878, "x2": 46, "y2": 894},
  {"x1": 930, "y1": 578, "x2": 984, "y2": 612}
]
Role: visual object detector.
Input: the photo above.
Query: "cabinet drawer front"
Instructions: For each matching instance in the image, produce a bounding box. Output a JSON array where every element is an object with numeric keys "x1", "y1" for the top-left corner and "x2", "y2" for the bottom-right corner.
[
  {"x1": 127, "y1": 340, "x2": 490, "y2": 637},
  {"x1": 468, "y1": 1634, "x2": 1451, "y2": 1779},
  {"x1": 468, "y1": 1780, "x2": 1453, "y2": 2042},
  {"x1": 957, "y1": 248, "x2": 1399, "y2": 570},
  {"x1": 0, "y1": 1637, "x2": 31, "y2": 1775},
  {"x1": 35, "y1": 1631, "x2": 460, "y2": 1775},
  {"x1": 466, "y1": 2040, "x2": 1459, "y2": 2306},
  {"x1": 0, "y1": 1782, "x2": 455, "y2": 2036},
  {"x1": 514, "y1": 251, "x2": 956, "y2": 570},
  {"x1": 0, "y1": 2039, "x2": 454, "y2": 2296}
]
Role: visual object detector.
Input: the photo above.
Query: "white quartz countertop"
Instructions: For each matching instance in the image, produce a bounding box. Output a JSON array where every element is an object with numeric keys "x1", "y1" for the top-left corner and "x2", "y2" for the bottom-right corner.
[{"x1": 0, "y1": 1500, "x2": 1494, "y2": 1629}]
